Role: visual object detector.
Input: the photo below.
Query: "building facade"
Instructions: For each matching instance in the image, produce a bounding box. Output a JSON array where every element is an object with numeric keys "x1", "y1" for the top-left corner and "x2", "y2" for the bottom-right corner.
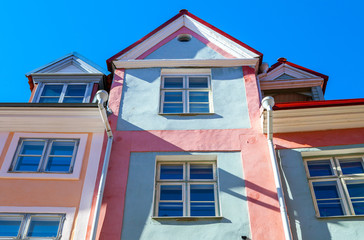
[{"x1": 1, "y1": 9, "x2": 364, "y2": 240}]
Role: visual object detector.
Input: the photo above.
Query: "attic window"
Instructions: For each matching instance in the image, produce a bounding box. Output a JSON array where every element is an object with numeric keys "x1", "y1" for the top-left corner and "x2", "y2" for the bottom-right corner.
[{"x1": 177, "y1": 34, "x2": 192, "y2": 42}]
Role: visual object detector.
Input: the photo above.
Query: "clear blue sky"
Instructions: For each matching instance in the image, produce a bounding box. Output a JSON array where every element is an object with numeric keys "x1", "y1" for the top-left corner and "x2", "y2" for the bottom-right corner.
[{"x1": 1, "y1": 0, "x2": 363, "y2": 102}]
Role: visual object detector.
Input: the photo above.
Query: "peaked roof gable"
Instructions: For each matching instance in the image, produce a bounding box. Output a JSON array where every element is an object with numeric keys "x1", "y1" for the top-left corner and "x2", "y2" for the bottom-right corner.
[
  {"x1": 107, "y1": 10, "x2": 262, "y2": 70},
  {"x1": 27, "y1": 52, "x2": 109, "y2": 76}
]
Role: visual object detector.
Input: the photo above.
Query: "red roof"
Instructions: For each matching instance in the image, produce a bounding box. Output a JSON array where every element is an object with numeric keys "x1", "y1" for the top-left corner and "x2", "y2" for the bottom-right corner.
[
  {"x1": 106, "y1": 9, "x2": 263, "y2": 71},
  {"x1": 273, "y1": 98, "x2": 364, "y2": 110},
  {"x1": 268, "y1": 58, "x2": 329, "y2": 94}
]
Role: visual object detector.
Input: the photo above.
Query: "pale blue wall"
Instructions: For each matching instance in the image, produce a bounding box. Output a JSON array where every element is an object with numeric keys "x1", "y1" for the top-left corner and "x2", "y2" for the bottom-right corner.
[
  {"x1": 117, "y1": 67, "x2": 250, "y2": 131},
  {"x1": 278, "y1": 144, "x2": 364, "y2": 240},
  {"x1": 145, "y1": 36, "x2": 226, "y2": 59},
  {"x1": 121, "y1": 152, "x2": 251, "y2": 240}
]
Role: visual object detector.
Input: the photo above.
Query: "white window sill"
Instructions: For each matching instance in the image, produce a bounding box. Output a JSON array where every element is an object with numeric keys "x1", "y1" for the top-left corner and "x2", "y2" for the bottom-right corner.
[
  {"x1": 152, "y1": 216, "x2": 223, "y2": 221},
  {"x1": 317, "y1": 215, "x2": 364, "y2": 219},
  {"x1": 159, "y1": 112, "x2": 215, "y2": 116}
]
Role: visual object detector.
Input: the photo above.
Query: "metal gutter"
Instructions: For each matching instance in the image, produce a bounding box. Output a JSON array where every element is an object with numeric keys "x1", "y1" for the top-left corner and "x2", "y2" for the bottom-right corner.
[
  {"x1": 261, "y1": 96, "x2": 293, "y2": 240},
  {"x1": 90, "y1": 90, "x2": 113, "y2": 240}
]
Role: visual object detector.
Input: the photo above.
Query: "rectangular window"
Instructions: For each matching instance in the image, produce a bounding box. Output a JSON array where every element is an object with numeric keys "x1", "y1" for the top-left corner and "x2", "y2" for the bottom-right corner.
[
  {"x1": 305, "y1": 156, "x2": 364, "y2": 217},
  {"x1": 38, "y1": 83, "x2": 89, "y2": 103},
  {"x1": 9, "y1": 139, "x2": 79, "y2": 173},
  {"x1": 160, "y1": 75, "x2": 212, "y2": 114},
  {"x1": 154, "y1": 161, "x2": 219, "y2": 217},
  {"x1": 0, "y1": 213, "x2": 64, "y2": 239}
]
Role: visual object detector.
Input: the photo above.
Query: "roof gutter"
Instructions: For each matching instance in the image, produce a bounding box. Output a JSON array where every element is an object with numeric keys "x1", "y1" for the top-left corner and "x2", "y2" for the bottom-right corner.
[
  {"x1": 90, "y1": 90, "x2": 113, "y2": 240},
  {"x1": 261, "y1": 96, "x2": 293, "y2": 240}
]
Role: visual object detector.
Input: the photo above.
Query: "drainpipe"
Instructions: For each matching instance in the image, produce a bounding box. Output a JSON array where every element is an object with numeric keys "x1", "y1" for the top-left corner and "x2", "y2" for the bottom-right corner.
[
  {"x1": 261, "y1": 96, "x2": 292, "y2": 240},
  {"x1": 90, "y1": 90, "x2": 113, "y2": 240}
]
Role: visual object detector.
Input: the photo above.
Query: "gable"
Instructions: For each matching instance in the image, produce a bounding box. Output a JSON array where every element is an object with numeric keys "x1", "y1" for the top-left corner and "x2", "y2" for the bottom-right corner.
[
  {"x1": 274, "y1": 73, "x2": 296, "y2": 80},
  {"x1": 107, "y1": 10, "x2": 262, "y2": 69}
]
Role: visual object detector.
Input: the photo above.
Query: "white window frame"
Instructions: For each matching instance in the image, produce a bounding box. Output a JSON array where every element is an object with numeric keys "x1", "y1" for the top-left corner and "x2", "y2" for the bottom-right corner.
[
  {"x1": 153, "y1": 159, "x2": 220, "y2": 218},
  {"x1": 160, "y1": 74, "x2": 213, "y2": 114},
  {"x1": 9, "y1": 138, "x2": 79, "y2": 174},
  {"x1": 0, "y1": 207, "x2": 75, "y2": 240},
  {"x1": 34, "y1": 83, "x2": 93, "y2": 103},
  {"x1": 0, "y1": 133, "x2": 87, "y2": 180},
  {"x1": 304, "y1": 155, "x2": 364, "y2": 217}
]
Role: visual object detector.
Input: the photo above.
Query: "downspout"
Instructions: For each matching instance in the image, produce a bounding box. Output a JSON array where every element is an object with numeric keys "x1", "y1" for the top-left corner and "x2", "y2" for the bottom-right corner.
[
  {"x1": 261, "y1": 96, "x2": 293, "y2": 240},
  {"x1": 90, "y1": 90, "x2": 113, "y2": 240}
]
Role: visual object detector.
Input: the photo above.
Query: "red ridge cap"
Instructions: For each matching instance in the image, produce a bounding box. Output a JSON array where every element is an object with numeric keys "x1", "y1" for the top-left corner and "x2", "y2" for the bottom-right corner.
[
  {"x1": 273, "y1": 98, "x2": 364, "y2": 110},
  {"x1": 106, "y1": 10, "x2": 263, "y2": 71},
  {"x1": 267, "y1": 60, "x2": 329, "y2": 94}
]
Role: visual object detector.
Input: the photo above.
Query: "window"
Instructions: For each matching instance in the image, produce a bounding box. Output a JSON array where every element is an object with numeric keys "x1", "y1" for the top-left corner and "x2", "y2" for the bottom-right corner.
[
  {"x1": 9, "y1": 139, "x2": 79, "y2": 173},
  {"x1": 0, "y1": 213, "x2": 65, "y2": 239},
  {"x1": 160, "y1": 75, "x2": 212, "y2": 114},
  {"x1": 305, "y1": 156, "x2": 364, "y2": 217},
  {"x1": 154, "y1": 161, "x2": 220, "y2": 217},
  {"x1": 37, "y1": 83, "x2": 90, "y2": 103}
]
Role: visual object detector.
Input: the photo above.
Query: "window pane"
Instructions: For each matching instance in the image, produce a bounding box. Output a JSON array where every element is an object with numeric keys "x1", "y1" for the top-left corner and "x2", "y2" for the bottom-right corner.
[
  {"x1": 163, "y1": 103, "x2": 183, "y2": 113},
  {"x1": 41, "y1": 85, "x2": 63, "y2": 97},
  {"x1": 340, "y1": 159, "x2": 364, "y2": 175},
  {"x1": 190, "y1": 164, "x2": 213, "y2": 179},
  {"x1": 307, "y1": 160, "x2": 333, "y2": 177},
  {"x1": 158, "y1": 202, "x2": 183, "y2": 217},
  {"x1": 191, "y1": 202, "x2": 215, "y2": 216},
  {"x1": 347, "y1": 182, "x2": 364, "y2": 214},
  {"x1": 15, "y1": 156, "x2": 41, "y2": 171},
  {"x1": 317, "y1": 199, "x2": 344, "y2": 217},
  {"x1": 27, "y1": 217, "x2": 60, "y2": 237},
  {"x1": 164, "y1": 77, "x2": 183, "y2": 88},
  {"x1": 346, "y1": 183, "x2": 364, "y2": 198},
  {"x1": 189, "y1": 92, "x2": 209, "y2": 103},
  {"x1": 160, "y1": 185, "x2": 182, "y2": 200},
  {"x1": 189, "y1": 103, "x2": 209, "y2": 113},
  {"x1": 0, "y1": 216, "x2": 22, "y2": 237},
  {"x1": 189, "y1": 77, "x2": 208, "y2": 88},
  {"x1": 50, "y1": 141, "x2": 75, "y2": 156},
  {"x1": 164, "y1": 92, "x2": 182, "y2": 102},
  {"x1": 190, "y1": 185, "x2": 214, "y2": 201},
  {"x1": 20, "y1": 141, "x2": 45, "y2": 155},
  {"x1": 65, "y1": 85, "x2": 86, "y2": 97},
  {"x1": 39, "y1": 97, "x2": 60, "y2": 103},
  {"x1": 313, "y1": 181, "x2": 340, "y2": 199},
  {"x1": 160, "y1": 165, "x2": 183, "y2": 179},
  {"x1": 45, "y1": 157, "x2": 72, "y2": 172},
  {"x1": 63, "y1": 97, "x2": 84, "y2": 103}
]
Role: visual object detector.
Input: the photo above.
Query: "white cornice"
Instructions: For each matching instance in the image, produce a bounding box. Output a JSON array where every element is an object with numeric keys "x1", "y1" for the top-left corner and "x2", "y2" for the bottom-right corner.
[
  {"x1": 262, "y1": 105, "x2": 364, "y2": 133},
  {"x1": 260, "y1": 64, "x2": 319, "y2": 81},
  {"x1": 260, "y1": 78, "x2": 324, "y2": 90},
  {"x1": 0, "y1": 107, "x2": 105, "y2": 132},
  {"x1": 114, "y1": 58, "x2": 259, "y2": 69}
]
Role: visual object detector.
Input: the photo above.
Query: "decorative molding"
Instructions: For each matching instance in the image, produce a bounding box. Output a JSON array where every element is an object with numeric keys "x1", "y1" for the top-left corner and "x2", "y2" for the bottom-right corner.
[
  {"x1": 114, "y1": 58, "x2": 259, "y2": 69},
  {"x1": 260, "y1": 78, "x2": 324, "y2": 90}
]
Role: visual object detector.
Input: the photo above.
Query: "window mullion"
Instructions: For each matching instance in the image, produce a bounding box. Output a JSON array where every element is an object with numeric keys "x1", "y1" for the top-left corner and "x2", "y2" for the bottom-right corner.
[
  {"x1": 39, "y1": 139, "x2": 52, "y2": 172},
  {"x1": 340, "y1": 178, "x2": 356, "y2": 215},
  {"x1": 59, "y1": 84, "x2": 68, "y2": 103}
]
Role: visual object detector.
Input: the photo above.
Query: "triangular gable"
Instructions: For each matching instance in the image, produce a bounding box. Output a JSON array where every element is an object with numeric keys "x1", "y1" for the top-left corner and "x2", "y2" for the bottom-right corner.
[
  {"x1": 27, "y1": 52, "x2": 109, "y2": 76},
  {"x1": 259, "y1": 58, "x2": 329, "y2": 93},
  {"x1": 107, "y1": 10, "x2": 262, "y2": 70}
]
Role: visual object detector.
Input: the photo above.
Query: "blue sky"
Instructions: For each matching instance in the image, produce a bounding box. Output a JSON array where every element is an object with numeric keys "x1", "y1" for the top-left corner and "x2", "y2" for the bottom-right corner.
[{"x1": 0, "y1": 0, "x2": 363, "y2": 102}]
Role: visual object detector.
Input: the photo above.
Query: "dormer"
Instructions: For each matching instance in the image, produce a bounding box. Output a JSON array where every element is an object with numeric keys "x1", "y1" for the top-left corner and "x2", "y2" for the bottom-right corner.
[
  {"x1": 26, "y1": 52, "x2": 109, "y2": 103},
  {"x1": 258, "y1": 58, "x2": 328, "y2": 103}
]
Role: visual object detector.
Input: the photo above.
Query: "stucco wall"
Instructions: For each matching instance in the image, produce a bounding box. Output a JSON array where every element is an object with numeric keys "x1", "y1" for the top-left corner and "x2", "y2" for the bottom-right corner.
[
  {"x1": 278, "y1": 145, "x2": 364, "y2": 240},
  {"x1": 121, "y1": 151, "x2": 251, "y2": 240},
  {"x1": 117, "y1": 67, "x2": 250, "y2": 131}
]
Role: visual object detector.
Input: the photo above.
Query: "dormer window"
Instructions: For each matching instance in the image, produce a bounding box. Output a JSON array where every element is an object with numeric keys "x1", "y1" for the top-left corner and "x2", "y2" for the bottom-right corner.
[
  {"x1": 37, "y1": 83, "x2": 91, "y2": 103},
  {"x1": 35, "y1": 83, "x2": 92, "y2": 103}
]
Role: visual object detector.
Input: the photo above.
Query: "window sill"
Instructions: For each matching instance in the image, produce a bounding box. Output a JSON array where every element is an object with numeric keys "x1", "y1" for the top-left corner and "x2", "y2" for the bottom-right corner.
[
  {"x1": 159, "y1": 113, "x2": 215, "y2": 116},
  {"x1": 152, "y1": 216, "x2": 223, "y2": 221}
]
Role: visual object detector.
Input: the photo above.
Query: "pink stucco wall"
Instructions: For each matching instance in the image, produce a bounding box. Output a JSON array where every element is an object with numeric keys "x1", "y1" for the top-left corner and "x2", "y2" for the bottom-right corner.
[{"x1": 86, "y1": 67, "x2": 286, "y2": 239}]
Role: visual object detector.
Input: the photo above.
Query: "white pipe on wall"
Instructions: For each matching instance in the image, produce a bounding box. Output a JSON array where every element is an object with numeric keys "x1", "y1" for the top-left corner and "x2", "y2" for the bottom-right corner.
[
  {"x1": 90, "y1": 90, "x2": 113, "y2": 240},
  {"x1": 262, "y1": 96, "x2": 293, "y2": 240}
]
